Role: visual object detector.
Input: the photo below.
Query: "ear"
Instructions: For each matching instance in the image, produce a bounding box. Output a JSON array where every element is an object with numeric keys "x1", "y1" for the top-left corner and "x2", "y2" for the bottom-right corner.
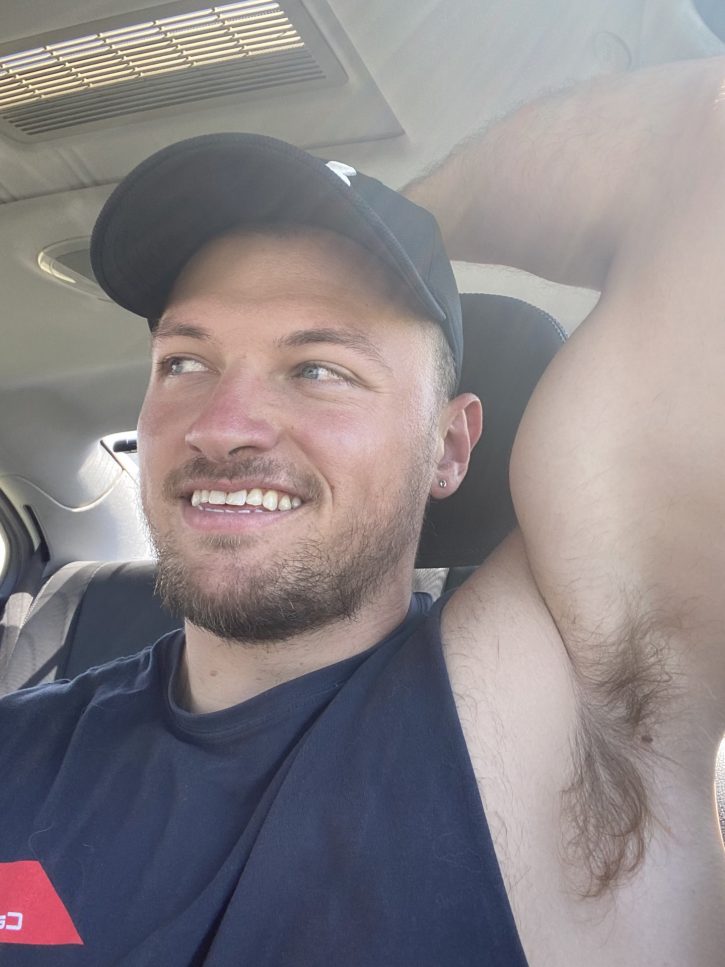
[{"x1": 430, "y1": 392, "x2": 483, "y2": 499}]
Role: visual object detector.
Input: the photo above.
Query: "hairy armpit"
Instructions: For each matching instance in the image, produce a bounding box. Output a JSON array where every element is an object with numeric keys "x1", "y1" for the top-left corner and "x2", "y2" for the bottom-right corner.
[{"x1": 560, "y1": 601, "x2": 682, "y2": 898}]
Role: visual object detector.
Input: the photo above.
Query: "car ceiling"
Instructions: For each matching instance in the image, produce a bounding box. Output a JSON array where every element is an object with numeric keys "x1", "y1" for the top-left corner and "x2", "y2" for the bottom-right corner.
[{"x1": 0, "y1": 0, "x2": 722, "y2": 517}]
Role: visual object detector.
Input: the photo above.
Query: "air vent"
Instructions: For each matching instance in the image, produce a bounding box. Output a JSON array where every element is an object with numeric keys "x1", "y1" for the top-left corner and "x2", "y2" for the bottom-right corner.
[{"x1": 0, "y1": 0, "x2": 346, "y2": 141}]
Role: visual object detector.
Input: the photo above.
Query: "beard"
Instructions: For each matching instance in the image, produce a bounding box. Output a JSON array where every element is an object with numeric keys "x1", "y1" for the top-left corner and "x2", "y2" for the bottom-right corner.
[{"x1": 143, "y1": 450, "x2": 433, "y2": 645}]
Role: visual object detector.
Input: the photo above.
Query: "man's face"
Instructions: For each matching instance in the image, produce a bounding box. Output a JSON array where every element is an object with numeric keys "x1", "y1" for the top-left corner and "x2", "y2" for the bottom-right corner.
[{"x1": 137, "y1": 226, "x2": 445, "y2": 642}]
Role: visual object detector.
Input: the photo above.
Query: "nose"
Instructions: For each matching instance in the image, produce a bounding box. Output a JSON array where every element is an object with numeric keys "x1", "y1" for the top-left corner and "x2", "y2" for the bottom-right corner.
[{"x1": 184, "y1": 370, "x2": 280, "y2": 462}]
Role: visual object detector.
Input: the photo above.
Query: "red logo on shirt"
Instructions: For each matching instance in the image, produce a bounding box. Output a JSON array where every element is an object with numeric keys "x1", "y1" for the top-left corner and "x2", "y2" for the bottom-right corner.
[{"x1": 0, "y1": 861, "x2": 83, "y2": 945}]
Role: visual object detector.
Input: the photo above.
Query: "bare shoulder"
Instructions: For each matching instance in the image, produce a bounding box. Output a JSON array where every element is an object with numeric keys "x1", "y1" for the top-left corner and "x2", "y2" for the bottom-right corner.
[
  {"x1": 440, "y1": 531, "x2": 579, "y2": 901},
  {"x1": 441, "y1": 530, "x2": 576, "y2": 775}
]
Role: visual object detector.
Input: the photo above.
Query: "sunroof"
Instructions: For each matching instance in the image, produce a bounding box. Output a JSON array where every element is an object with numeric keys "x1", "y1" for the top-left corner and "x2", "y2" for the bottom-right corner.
[{"x1": 0, "y1": 2, "x2": 303, "y2": 111}]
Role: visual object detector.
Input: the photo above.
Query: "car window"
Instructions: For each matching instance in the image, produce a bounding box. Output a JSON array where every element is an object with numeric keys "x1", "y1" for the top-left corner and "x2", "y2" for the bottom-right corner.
[{"x1": 0, "y1": 525, "x2": 8, "y2": 584}]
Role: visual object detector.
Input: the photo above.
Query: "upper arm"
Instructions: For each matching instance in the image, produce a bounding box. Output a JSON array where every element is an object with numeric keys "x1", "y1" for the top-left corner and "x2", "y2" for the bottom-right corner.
[{"x1": 508, "y1": 143, "x2": 725, "y2": 734}]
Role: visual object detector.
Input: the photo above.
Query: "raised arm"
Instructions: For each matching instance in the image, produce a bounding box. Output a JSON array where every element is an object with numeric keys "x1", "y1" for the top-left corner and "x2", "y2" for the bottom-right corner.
[
  {"x1": 405, "y1": 58, "x2": 725, "y2": 291},
  {"x1": 409, "y1": 59, "x2": 725, "y2": 732}
]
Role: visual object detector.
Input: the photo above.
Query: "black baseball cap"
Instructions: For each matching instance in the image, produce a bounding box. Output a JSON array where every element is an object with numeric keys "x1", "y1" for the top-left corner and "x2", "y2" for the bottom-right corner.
[{"x1": 90, "y1": 132, "x2": 463, "y2": 380}]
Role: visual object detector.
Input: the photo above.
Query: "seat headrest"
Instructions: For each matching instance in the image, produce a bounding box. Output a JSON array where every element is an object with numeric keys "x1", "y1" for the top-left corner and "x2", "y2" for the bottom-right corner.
[{"x1": 416, "y1": 293, "x2": 567, "y2": 569}]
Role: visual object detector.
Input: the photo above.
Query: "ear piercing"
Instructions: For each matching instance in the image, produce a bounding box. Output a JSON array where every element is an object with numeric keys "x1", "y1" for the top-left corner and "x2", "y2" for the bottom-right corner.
[{"x1": 438, "y1": 479, "x2": 447, "y2": 489}]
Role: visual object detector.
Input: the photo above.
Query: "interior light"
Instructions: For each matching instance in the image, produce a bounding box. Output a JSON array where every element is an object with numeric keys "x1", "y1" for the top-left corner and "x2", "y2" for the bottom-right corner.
[{"x1": 0, "y1": 1, "x2": 301, "y2": 111}]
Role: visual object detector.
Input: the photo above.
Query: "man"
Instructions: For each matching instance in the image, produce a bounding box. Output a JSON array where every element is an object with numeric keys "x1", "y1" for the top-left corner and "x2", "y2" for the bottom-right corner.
[{"x1": 1, "y1": 56, "x2": 723, "y2": 965}]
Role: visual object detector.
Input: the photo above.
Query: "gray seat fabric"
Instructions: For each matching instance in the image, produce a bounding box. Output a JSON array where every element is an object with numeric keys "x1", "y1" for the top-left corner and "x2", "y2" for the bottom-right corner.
[
  {"x1": 0, "y1": 547, "x2": 46, "y2": 688},
  {"x1": 0, "y1": 561, "x2": 181, "y2": 697}
]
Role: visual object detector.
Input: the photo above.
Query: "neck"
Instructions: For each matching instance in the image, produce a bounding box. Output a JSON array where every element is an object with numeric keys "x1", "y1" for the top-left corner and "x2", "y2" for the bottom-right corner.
[{"x1": 176, "y1": 583, "x2": 414, "y2": 713}]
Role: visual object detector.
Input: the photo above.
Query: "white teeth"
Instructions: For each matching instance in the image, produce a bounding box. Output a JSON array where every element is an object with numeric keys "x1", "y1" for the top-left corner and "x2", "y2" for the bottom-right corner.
[{"x1": 190, "y1": 487, "x2": 303, "y2": 511}]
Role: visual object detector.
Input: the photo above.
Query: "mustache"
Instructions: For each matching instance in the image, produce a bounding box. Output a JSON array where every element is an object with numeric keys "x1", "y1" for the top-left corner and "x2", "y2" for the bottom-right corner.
[{"x1": 160, "y1": 455, "x2": 322, "y2": 502}]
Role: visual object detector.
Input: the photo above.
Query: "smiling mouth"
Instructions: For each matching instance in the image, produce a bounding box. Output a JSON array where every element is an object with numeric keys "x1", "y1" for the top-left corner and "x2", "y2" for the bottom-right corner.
[{"x1": 189, "y1": 487, "x2": 303, "y2": 513}]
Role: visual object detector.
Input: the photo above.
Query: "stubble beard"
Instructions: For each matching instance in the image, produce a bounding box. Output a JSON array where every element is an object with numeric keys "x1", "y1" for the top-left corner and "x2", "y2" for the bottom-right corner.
[{"x1": 144, "y1": 449, "x2": 434, "y2": 645}]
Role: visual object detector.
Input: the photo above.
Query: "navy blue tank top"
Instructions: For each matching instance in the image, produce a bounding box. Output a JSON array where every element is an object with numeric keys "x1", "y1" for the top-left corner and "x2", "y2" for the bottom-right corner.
[{"x1": 0, "y1": 593, "x2": 528, "y2": 965}]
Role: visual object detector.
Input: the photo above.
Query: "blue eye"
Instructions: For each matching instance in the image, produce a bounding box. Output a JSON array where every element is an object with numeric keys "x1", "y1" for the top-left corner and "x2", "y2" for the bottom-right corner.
[
  {"x1": 159, "y1": 356, "x2": 207, "y2": 376},
  {"x1": 297, "y1": 363, "x2": 346, "y2": 382}
]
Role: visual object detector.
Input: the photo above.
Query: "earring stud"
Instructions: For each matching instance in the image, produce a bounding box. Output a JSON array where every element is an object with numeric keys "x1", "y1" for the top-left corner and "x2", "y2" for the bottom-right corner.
[{"x1": 438, "y1": 479, "x2": 447, "y2": 489}]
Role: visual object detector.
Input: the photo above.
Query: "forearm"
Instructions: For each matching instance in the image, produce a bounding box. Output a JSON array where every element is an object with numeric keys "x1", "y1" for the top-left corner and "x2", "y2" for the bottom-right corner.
[{"x1": 404, "y1": 57, "x2": 725, "y2": 290}]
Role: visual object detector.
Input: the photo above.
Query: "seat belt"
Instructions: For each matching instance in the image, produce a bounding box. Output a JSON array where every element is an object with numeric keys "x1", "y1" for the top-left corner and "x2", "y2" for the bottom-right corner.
[
  {"x1": 412, "y1": 568, "x2": 448, "y2": 598},
  {"x1": 0, "y1": 561, "x2": 104, "y2": 697}
]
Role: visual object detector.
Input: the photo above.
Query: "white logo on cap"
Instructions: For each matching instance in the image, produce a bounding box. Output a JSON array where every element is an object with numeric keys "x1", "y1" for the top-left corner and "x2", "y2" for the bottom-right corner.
[{"x1": 326, "y1": 161, "x2": 357, "y2": 186}]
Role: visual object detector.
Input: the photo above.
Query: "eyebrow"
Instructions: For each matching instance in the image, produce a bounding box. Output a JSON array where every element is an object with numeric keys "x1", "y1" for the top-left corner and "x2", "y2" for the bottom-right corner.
[
  {"x1": 276, "y1": 327, "x2": 392, "y2": 372},
  {"x1": 152, "y1": 320, "x2": 212, "y2": 344}
]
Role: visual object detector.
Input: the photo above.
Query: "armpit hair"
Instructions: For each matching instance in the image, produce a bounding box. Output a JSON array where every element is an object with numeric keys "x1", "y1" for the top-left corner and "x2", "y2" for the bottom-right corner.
[{"x1": 560, "y1": 597, "x2": 682, "y2": 898}]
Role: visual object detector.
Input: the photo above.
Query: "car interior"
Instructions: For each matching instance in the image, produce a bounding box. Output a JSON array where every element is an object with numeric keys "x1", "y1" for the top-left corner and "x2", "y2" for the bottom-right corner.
[{"x1": 0, "y1": 0, "x2": 723, "y2": 842}]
